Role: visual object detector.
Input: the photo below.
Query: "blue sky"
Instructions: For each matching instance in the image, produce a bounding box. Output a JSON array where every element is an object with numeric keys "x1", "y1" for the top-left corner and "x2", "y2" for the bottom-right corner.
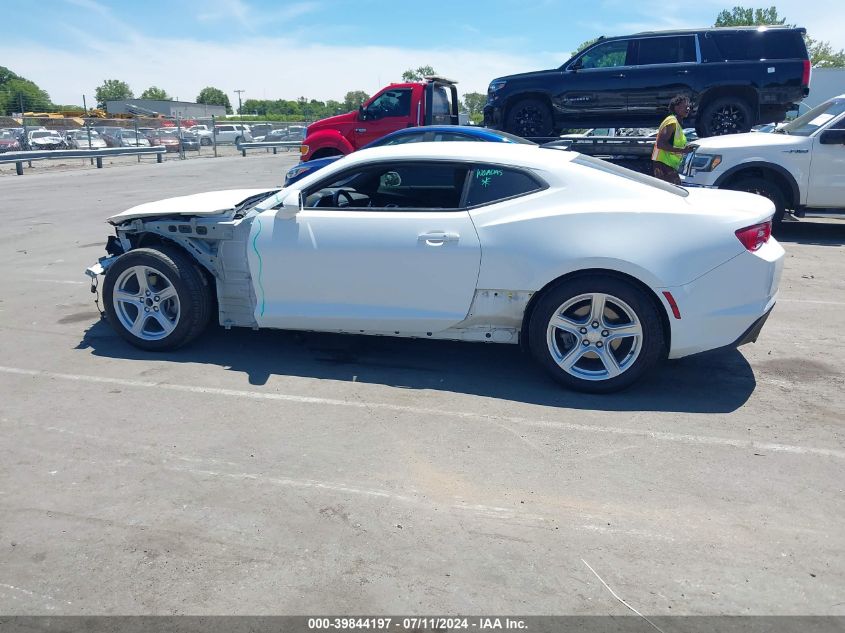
[{"x1": 2, "y1": 0, "x2": 839, "y2": 108}]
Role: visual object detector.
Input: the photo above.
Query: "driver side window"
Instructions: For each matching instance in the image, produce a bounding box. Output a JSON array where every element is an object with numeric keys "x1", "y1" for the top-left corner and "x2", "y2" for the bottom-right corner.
[
  {"x1": 304, "y1": 163, "x2": 469, "y2": 211},
  {"x1": 577, "y1": 40, "x2": 631, "y2": 69},
  {"x1": 365, "y1": 89, "x2": 412, "y2": 119}
]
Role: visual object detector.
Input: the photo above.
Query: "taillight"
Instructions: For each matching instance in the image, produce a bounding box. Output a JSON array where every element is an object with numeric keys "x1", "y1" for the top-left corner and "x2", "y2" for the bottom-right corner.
[
  {"x1": 735, "y1": 221, "x2": 772, "y2": 252},
  {"x1": 802, "y1": 59, "x2": 811, "y2": 86}
]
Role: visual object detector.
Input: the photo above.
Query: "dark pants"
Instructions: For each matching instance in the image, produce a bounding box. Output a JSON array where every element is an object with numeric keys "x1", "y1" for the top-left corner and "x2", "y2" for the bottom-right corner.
[{"x1": 652, "y1": 161, "x2": 681, "y2": 185}]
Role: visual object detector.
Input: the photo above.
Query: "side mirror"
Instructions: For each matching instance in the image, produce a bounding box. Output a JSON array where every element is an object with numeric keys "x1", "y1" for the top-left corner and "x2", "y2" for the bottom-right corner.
[
  {"x1": 570, "y1": 59, "x2": 583, "y2": 72},
  {"x1": 819, "y1": 129, "x2": 845, "y2": 145},
  {"x1": 276, "y1": 189, "x2": 303, "y2": 219},
  {"x1": 358, "y1": 105, "x2": 367, "y2": 121}
]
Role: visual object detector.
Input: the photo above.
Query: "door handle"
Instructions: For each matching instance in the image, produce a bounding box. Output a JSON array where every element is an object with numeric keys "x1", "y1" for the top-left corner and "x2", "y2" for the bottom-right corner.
[
  {"x1": 676, "y1": 70, "x2": 690, "y2": 75},
  {"x1": 612, "y1": 73, "x2": 626, "y2": 78},
  {"x1": 418, "y1": 231, "x2": 459, "y2": 245},
  {"x1": 354, "y1": 128, "x2": 367, "y2": 133}
]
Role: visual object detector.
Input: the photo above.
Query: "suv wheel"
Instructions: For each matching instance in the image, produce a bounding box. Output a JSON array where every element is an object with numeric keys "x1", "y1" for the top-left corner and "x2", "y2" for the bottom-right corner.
[
  {"x1": 697, "y1": 97, "x2": 753, "y2": 137},
  {"x1": 726, "y1": 176, "x2": 787, "y2": 227},
  {"x1": 505, "y1": 99, "x2": 554, "y2": 138}
]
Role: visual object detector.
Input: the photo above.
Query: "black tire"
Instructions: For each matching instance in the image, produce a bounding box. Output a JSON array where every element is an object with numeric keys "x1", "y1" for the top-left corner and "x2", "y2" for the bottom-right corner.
[
  {"x1": 527, "y1": 276, "x2": 665, "y2": 393},
  {"x1": 200, "y1": 137, "x2": 212, "y2": 146},
  {"x1": 697, "y1": 97, "x2": 753, "y2": 137},
  {"x1": 103, "y1": 246, "x2": 212, "y2": 351},
  {"x1": 505, "y1": 98, "x2": 554, "y2": 138},
  {"x1": 726, "y1": 176, "x2": 787, "y2": 227}
]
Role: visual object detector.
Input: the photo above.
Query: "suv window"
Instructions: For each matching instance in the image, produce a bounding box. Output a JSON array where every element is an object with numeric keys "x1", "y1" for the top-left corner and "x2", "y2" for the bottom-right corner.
[
  {"x1": 636, "y1": 36, "x2": 697, "y2": 65},
  {"x1": 578, "y1": 40, "x2": 632, "y2": 69},
  {"x1": 216, "y1": 125, "x2": 233, "y2": 132},
  {"x1": 465, "y1": 166, "x2": 543, "y2": 207},
  {"x1": 304, "y1": 162, "x2": 469, "y2": 210},
  {"x1": 711, "y1": 29, "x2": 807, "y2": 60}
]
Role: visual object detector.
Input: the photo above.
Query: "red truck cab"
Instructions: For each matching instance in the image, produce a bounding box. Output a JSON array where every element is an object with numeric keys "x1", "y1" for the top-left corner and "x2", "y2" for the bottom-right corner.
[{"x1": 299, "y1": 77, "x2": 459, "y2": 161}]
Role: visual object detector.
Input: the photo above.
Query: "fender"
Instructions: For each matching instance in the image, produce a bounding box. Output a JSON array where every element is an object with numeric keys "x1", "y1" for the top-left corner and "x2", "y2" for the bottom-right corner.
[
  {"x1": 713, "y1": 160, "x2": 801, "y2": 208},
  {"x1": 301, "y1": 129, "x2": 354, "y2": 161}
]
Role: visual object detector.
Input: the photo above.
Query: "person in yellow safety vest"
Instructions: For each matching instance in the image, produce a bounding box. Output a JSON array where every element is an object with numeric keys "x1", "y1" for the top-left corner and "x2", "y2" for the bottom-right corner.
[{"x1": 651, "y1": 95, "x2": 694, "y2": 184}]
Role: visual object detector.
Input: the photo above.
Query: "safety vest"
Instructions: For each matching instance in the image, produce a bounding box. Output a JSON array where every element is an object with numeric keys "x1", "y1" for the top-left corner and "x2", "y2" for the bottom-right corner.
[{"x1": 651, "y1": 114, "x2": 686, "y2": 170}]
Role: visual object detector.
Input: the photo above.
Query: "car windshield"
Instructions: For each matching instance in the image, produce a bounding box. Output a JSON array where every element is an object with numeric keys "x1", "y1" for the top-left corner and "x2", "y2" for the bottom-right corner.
[
  {"x1": 778, "y1": 98, "x2": 845, "y2": 136},
  {"x1": 31, "y1": 131, "x2": 56, "y2": 138},
  {"x1": 0, "y1": 130, "x2": 16, "y2": 139}
]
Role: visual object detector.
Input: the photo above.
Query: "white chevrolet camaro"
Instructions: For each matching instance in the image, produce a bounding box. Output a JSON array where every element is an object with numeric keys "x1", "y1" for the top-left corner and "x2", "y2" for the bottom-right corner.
[{"x1": 86, "y1": 143, "x2": 783, "y2": 393}]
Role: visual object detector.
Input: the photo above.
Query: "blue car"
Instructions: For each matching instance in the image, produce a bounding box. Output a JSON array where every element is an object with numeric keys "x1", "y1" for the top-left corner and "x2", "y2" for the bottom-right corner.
[{"x1": 284, "y1": 125, "x2": 535, "y2": 186}]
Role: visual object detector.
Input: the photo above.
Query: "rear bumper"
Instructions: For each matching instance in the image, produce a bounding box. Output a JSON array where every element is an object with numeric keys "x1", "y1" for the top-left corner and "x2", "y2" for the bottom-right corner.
[
  {"x1": 732, "y1": 306, "x2": 773, "y2": 347},
  {"x1": 662, "y1": 239, "x2": 784, "y2": 359}
]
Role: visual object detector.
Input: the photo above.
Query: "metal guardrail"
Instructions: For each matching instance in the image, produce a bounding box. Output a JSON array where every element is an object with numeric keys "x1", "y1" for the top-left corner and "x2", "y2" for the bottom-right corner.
[
  {"x1": 235, "y1": 140, "x2": 302, "y2": 157},
  {"x1": 0, "y1": 146, "x2": 168, "y2": 175}
]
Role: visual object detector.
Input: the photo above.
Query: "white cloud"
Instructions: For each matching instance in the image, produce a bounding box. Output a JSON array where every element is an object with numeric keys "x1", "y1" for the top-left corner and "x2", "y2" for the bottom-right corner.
[{"x1": 1, "y1": 36, "x2": 549, "y2": 106}]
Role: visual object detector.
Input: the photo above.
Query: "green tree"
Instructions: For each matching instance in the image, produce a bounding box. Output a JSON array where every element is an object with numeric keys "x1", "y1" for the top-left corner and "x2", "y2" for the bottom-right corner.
[
  {"x1": 571, "y1": 38, "x2": 599, "y2": 57},
  {"x1": 713, "y1": 6, "x2": 844, "y2": 67},
  {"x1": 343, "y1": 90, "x2": 369, "y2": 111},
  {"x1": 140, "y1": 86, "x2": 171, "y2": 100},
  {"x1": 805, "y1": 35, "x2": 845, "y2": 67},
  {"x1": 95, "y1": 79, "x2": 133, "y2": 108},
  {"x1": 0, "y1": 66, "x2": 22, "y2": 85},
  {"x1": 402, "y1": 65, "x2": 437, "y2": 81},
  {"x1": 1, "y1": 78, "x2": 52, "y2": 114},
  {"x1": 714, "y1": 6, "x2": 785, "y2": 26},
  {"x1": 325, "y1": 99, "x2": 344, "y2": 115},
  {"x1": 196, "y1": 86, "x2": 232, "y2": 114},
  {"x1": 461, "y1": 92, "x2": 486, "y2": 123}
]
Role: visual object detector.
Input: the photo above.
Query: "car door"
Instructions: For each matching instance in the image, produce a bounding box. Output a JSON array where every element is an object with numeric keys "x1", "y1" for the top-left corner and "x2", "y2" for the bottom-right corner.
[
  {"x1": 626, "y1": 35, "x2": 698, "y2": 122},
  {"x1": 557, "y1": 39, "x2": 633, "y2": 120},
  {"x1": 807, "y1": 113, "x2": 845, "y2": 207},
  {"x1": 353, "y1": 88, "x2": 415, "y2": 147},
  {"x1": 249, "y1": 161, "x2": 482, "y2": 333}
]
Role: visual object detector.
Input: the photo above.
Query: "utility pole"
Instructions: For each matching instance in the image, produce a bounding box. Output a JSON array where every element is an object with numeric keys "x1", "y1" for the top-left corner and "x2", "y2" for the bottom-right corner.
[{"x1": 234, "y1": 89, "x2": 245, "y2": 116}]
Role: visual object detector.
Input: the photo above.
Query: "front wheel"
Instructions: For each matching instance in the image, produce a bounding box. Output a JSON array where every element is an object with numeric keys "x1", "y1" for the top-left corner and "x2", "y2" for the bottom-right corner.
[
  {"x1": 528, "y1": 276, "x2": 665, "y2": 393},
  {"x1": 103, "y1": 247, "x2": 212, "y2": 351},
  {"x1": 200, "y1": 137, "x2": 212, "y2": 146},
  {"x1": 504, "y1": 98, "x2": 554, "y2": 138}
]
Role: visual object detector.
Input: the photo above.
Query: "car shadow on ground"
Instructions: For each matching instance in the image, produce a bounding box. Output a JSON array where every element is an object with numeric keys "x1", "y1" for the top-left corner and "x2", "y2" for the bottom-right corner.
[
  {"x1": 77, "y1": 318, "x2": 756, "y2": 414},
  {"x1": 776, "y1": 218, "x2": 845, "y2": 246}
]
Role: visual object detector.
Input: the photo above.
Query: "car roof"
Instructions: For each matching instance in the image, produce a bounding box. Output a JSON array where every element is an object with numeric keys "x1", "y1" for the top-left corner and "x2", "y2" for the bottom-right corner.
[
  {"x1": 599, "y1": 25, "x2": 804, "y2": 39},
  {"x1": 339, "y1": 141, "x2": 575, "y2": 171}
]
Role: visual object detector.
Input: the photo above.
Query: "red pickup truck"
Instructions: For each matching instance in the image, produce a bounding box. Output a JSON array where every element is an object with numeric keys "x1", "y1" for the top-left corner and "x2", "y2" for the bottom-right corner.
[{"x1": 300, "y1": 77, "x2": 460, "y2": 161}]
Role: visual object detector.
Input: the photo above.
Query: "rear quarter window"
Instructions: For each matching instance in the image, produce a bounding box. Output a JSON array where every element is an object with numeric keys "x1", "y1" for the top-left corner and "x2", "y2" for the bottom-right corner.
[
  {"x1": 465, "y1": 166, "x2": 544, "y2": 207},
  {"x1": 711, "y1": 30, "x2": 807, "y2": 60}
]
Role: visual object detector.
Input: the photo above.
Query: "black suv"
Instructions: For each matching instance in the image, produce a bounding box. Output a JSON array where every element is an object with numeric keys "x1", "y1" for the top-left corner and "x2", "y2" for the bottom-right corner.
[{"x1": 484, "y1": 27, "x2": 810, "y2": 138}]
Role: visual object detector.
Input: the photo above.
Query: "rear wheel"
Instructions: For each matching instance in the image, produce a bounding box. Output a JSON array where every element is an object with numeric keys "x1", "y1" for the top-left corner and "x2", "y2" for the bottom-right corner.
[
  {"x1": 726, "y1": 176, "x2": 787, "y2": 227},
  {"x1": 200, "y1": 137, "x2": 212, "y2": 146},
  {"x1": 697, "y1": 97, "x2": 753, "y2": 137},
  {"x1": 103, "y1": 247, "x2": 212, "y2": 351},
  {"x1": 528, "y1": 276, "x2": 665, "y2": 393},
  {"x1": 505, "y1": 98, "x2": 554, "y2": 138}
]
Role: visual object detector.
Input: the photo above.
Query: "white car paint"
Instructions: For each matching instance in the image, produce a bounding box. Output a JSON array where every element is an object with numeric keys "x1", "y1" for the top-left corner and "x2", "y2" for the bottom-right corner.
[
  {"x1": 109, "y1": 189, "x2": 278, "y2": 222},
  {"x1": 244, "y1": 143, "x2": 781, "y2": 357}
]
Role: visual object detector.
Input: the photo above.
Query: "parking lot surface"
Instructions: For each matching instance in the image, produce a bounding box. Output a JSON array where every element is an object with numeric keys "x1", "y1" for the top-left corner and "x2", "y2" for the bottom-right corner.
[{"x1": 0, "y1": 153, "x2": 843, "y2": 615}]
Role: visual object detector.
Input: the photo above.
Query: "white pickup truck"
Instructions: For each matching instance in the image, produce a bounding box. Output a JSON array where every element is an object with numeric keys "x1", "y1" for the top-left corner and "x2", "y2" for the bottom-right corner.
[{"x1": 682, "y1": 94, "x2": 845, "y2": 225}]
